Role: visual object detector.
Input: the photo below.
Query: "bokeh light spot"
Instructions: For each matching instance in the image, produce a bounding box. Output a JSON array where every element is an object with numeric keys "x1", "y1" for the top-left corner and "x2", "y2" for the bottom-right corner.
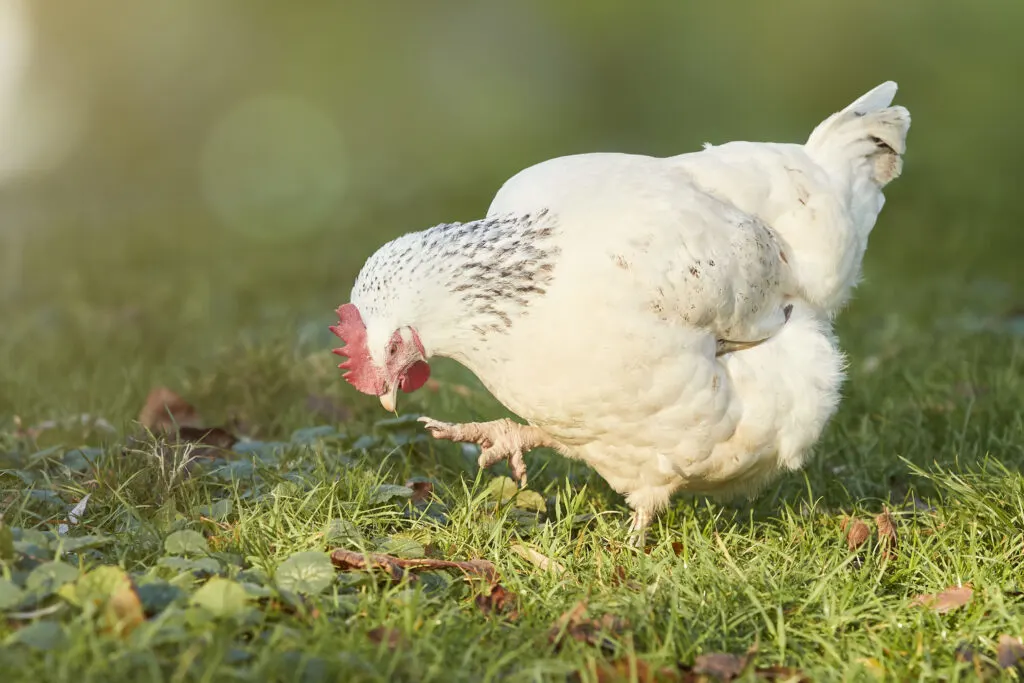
[{"x1": 200, "y1": 94, "x2": 347, "y2": 241}]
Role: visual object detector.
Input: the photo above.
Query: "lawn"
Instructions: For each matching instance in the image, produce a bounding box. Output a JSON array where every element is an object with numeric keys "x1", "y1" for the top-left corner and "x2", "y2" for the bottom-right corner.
[
  {"x1": 1, "y1": 184, "x2": 1022, "y2": 682},
  {"x1": 2, "y1": 4, "x2": 1024, "y2": 681}
]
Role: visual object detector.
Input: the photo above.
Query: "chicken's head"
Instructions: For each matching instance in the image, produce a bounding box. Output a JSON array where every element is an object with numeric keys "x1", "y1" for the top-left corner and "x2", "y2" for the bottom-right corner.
[{"x1": 330, "y1": 303, "x2": 430, "y2": 412}]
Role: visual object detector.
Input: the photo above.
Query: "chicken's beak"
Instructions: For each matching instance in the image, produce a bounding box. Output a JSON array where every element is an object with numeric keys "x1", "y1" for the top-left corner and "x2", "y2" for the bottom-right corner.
[{"x1": 379, "y1": 383, "x2": 399, "y2": 413}]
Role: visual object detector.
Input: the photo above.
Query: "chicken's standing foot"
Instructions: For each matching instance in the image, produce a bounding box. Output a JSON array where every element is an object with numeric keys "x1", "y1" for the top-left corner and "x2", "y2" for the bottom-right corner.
[
  {"x1": 419, "y1": 417, "x2": 560, "y2": 488},
  {"x1": 627, "y1": 507, "x2": 654, "y2": 548}
]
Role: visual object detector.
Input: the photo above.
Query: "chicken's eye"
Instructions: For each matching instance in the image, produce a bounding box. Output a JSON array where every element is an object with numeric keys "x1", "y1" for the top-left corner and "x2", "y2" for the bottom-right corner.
[{"x1": 387, "y1": 343, "x2": 398, "y2": 358}]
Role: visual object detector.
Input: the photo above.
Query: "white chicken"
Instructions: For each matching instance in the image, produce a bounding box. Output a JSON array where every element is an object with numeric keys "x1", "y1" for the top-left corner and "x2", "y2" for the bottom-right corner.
[{"x1": 332, "y1": 82, "x2": 910, "y2": 543}]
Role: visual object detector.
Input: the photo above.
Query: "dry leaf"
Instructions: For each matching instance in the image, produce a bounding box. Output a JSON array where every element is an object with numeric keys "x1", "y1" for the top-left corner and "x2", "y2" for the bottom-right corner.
[
  {"x1": 548, "y1": 600, "x2": 629, "y2": 651},
  {"x1": 404, "y1": 479, "x2": 434, "y2": 504},
  {"x1": 997, "y1": 635, "x2": 1024, "y2": 669},
  {"x1": 691, "y1": 651, "x2": 753, "y2": 681},
  {"x1": 510, "y1": 544, "x2": 566, "y2": 575},
  {"x1": 330, "y1": 548, "x2": 497, "y2": 583},
  {"x1": 139, "y1": 387, "x2": 202, "y2": 432},
  {"x1": 367, "y1": 626, "x2": 405, "y2": 650},
  {"x1": 103, "y1": 576, "x2": 145, "y2": 637},
  {"x1": 875, "y1": 508, "x2": 898, "y2": 560},
  {"x1": 911, "y1": 584, "x2": 973, "y2": 613},
  {"x1": 842, "y1": 517, "x2": 871, "y2": 551},
  {"x1": 551, "y1": 600, "x2": 589, "y2": 635},
  {"x1": 176, "y1": 426, "x2": 237, "y2": 450},
  {"x1": 136, "y1": 388, "x2": 237, "y2": 456},
  {"x1": 475, "y1": 583, "x2": 518, "y2": 620}
]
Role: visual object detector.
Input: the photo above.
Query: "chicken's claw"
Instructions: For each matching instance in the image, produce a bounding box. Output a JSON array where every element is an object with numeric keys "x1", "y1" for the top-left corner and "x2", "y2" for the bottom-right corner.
[
  {"x1": 417, "y1": 417, "x2": 460, "y2": 442},
  {"x1": 418, "y1": 416, "x2": 550, "y2": 488}
]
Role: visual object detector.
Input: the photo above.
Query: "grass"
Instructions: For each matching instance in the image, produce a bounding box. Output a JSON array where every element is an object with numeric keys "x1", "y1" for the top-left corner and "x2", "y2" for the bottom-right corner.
[
  {"x1": 5, "y1": 3, "x2": 1024, "y2": 677},
  {"x1": 0, "y1": 170, "x2": 1023, "y2": 681}
]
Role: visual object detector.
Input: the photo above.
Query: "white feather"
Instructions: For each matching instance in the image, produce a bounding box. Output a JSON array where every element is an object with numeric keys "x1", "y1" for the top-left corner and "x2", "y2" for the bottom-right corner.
[{"x1": 351, "y1": 82, "x2": 910, "y2": 524}]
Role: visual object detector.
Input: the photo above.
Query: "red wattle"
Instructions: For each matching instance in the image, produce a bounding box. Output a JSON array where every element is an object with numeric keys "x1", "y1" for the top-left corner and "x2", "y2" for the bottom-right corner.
[{"x1": 400, "y1": 361, "x2": 431, "y2": 393}]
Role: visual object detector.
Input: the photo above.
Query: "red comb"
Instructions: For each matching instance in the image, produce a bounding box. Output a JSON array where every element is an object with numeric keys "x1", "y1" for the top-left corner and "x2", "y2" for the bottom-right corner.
[{"x1": 329, "y1": 303, "x2": 383, "y2": 395}]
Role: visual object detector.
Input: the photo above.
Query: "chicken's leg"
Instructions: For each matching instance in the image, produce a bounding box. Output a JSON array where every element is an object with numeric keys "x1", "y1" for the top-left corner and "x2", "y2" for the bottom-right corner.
[
  {"x1": 418, "y1": 417, "x2": 561, "y2": 488},
  {"x1": 627, "y1": 507, "x2": 654, "y2": 548}
]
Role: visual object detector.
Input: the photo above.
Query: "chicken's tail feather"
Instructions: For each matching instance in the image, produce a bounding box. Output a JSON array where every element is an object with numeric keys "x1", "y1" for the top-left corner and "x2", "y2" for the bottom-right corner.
[{"x1": 805, "y1": 81, "x2": 911, "y2": 188}]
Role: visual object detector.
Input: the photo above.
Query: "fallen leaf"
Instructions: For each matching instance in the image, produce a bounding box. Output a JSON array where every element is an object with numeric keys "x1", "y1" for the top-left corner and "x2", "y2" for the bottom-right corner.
[
  {"x1": 137, "y1": 388, "x2": 236, "y2": 455},
  {"x1": 842, "y1": 517, "x2": 871, "y2": 551},
  {"x1": 139, "y1": 387, "x2": 201, "y2": 432},
  {"x1": 875, "y1": 508, "x2": 898, "y2": 560},
  {"x1": 367, "y1": 626, "x2": 406, "y2": 650},
  {"x1": 692, "y1": 651, "x2": 753, "y2": 681},
  {"x1": 404, "y1": 479, "x2": 434, "y2": 504},
  {"x1": 548, "y1": 600, "x2": 629, "y2": 651},
  {"x1": 330, "y1": 548, "x2": 497, "y2": 583},
  {"x1": 57, "y1": 494, "x2": 91, "y2": 536},
  {"x1": 510, "y1": 544, "x2": 566, "y2": 575},
  {"x1": 549, "y1": 600, "x2": 587, "y2": 642},
  {"x1": 56, "y1": 565, "x2": 145, "y2": 636},
  {"x1": 475, "y1": 583, "x2": 518, "y2": 620},
  {"x1": 997, "y1": 635, "x2": 1024, "y2": 669},
  {"x1": 911, "y1": 584, "x2": 973, "y2": 613},
  {"x1": 176, "y1": 426, "x2": 237, "y2": 450},
  {"x1": 104, "y1": 577, "x2": 145, "y2": 636}
]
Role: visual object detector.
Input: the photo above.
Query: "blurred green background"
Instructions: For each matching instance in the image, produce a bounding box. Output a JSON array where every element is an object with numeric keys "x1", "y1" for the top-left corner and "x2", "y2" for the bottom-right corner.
[{"x1": 1, "y1": 0, "x2": 1022, "y2": 423}]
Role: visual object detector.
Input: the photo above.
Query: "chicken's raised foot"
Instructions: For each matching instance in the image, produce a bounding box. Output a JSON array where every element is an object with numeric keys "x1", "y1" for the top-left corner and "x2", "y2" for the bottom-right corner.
[{"x1": 418, "y1": 417, "x2": 561, "y2": 488}]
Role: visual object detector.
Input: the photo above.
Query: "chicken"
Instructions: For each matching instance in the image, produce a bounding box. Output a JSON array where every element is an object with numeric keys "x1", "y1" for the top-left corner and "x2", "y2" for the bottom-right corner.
[{"x1": 331, "y1": 82, "x2": 910, "y2": 544}]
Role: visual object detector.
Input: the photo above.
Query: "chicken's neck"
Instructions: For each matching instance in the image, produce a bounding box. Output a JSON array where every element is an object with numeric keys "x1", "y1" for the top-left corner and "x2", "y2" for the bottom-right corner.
[{"x1": 351, "y1": 211, "x2": 561, "y2": 364}]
